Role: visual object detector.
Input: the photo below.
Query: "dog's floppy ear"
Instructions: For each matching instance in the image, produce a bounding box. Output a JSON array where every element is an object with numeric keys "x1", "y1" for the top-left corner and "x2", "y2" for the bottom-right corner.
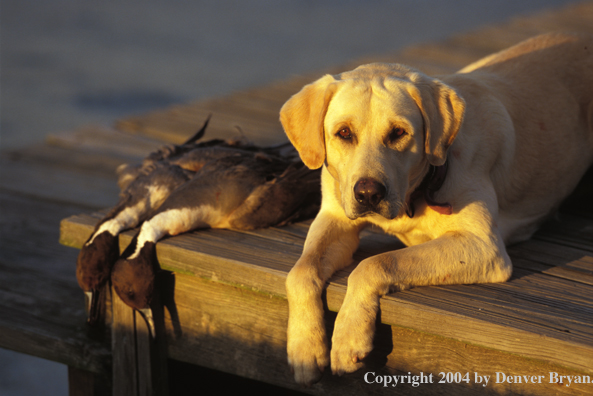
[
  {"x1": 408, "y1": 75, "x2": 465, "y2": 166},
  {"x1": 280, "y1": 74, "x2": 337, "y2": 169}
]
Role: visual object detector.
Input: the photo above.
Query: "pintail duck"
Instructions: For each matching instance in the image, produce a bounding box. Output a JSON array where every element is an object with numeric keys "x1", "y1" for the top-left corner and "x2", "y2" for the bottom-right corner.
[{"x1": 76, "y1": 117, "x2": 321, "y2": 332}]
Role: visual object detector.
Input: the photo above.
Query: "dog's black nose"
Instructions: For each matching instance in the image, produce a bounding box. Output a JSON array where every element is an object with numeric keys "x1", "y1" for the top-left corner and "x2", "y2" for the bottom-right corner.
[{"x1": 354, "y1": 178, "x2": 386, "y2": 207}]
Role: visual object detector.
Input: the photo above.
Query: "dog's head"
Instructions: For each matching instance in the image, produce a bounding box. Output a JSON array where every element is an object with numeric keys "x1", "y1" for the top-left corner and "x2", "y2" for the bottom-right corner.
[{"x1": 280, "y1": 63, "x2": 465, "y2": 220}]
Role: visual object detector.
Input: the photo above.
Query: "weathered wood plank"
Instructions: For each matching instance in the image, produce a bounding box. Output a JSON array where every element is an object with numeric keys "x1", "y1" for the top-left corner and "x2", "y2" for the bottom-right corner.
[
  {"x1": 0, "y1": 304, "x2": 109, "y2": 374},
  {"x1": 400, "y1": 280, "x2": 592, "y2": 337},
  {"x1": 46, "y1": 126, "x2": 165, "y2": 160},
  {"x1": 0, "y1": 191, "x2": 111, "y2": 374},
  {"x1": 3, "y1": 144, "x2": 126, "y2": 180},
  {"x1": 361, "y1": 291, "x2": 593, "y2": 376},
  {"x1": 508, "y1": 239, "x2": 593, "y2": 285},
  {"x1": 377, "y1": 325, "x2": 592, "y2": 396},
  {"x1": 163, "y1": 271, "x2": 591, "y2": 395},
  {"x1": 112, "y1": 287, "x2": 139, "y2": 396},
  {"x1": 136, "y1": 312, "x2": 153, "y2": 396},
  {"x1": 115, "y1": 103, "x2": 287, "y2": 146},
  {"x1": 60, "y1": 210, "x2": 593, "y2": 376},
  {"x1": 534, "y1": 214, "x2": 593, "y2": 253},
  {"x1": 0, "y1": 150, "x2": 120, "y2": 209},
  {"x1": 109, "y1": 76, "x2": 325, "y2": 145},
  {"x1": 161, "y1": 272, "x2": 304, "y2": 393}
]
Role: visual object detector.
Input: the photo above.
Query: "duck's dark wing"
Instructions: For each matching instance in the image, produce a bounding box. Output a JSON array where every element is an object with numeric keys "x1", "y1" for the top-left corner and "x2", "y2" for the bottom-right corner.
[{"x1": 227, "y1": 162, "x2": 321, "y2": 230}]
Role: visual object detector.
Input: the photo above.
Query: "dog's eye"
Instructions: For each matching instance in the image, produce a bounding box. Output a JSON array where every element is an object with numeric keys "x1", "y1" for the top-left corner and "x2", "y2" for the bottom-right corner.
[
  {"x1": 337, "y1": 127, "x2": 352, "y2": 140},
  {"x1": 388, "y1": 127, "x2": 406, "y2": 143}
]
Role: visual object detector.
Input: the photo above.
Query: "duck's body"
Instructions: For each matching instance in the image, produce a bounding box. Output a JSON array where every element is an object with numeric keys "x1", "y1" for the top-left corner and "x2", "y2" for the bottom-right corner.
[
  {"x1": 76, "y1": 118, "x2": 321, "y2": 326},
  {"x1": 76, "y1": 163, "x2": 192, "y2": 323}
]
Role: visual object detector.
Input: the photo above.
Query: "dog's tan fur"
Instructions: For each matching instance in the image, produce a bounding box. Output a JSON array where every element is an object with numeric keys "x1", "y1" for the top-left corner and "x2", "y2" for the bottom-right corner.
[{"x1": 279, "y1": 32, "x2": 593, "y2": 385}]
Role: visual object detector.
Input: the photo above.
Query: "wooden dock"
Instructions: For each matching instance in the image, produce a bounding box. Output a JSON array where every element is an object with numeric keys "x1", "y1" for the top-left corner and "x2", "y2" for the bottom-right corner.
[{"x1": 2, "y1": 2, "x2": 593, "y2": 395}]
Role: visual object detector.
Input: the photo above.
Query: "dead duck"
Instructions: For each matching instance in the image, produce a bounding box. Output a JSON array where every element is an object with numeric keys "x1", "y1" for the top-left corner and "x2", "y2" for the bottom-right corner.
[
  {"x1": 76, "y1": 117, "x2": 210, "y2": 324},
  {"x1": 77, "y1": 116, "x2": 321, "y2": 328},
  {"x1": 110, "y1": 144, "x2": 320, "y2": 336},
  {"x1": 76, "y1": 164, "x2": 192, "y2": 324}
]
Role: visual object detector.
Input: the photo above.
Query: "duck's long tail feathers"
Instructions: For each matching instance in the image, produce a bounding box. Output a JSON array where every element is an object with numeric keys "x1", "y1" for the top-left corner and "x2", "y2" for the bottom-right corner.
[{"x1": 182, "y1": 113, "x2": 212, "y2": 145}]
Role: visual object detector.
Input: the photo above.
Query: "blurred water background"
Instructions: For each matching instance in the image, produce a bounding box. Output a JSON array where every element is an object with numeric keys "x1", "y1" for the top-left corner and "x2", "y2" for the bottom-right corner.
[{"x1": 0, "y1": 0, "x2": 582, "y2": 394}]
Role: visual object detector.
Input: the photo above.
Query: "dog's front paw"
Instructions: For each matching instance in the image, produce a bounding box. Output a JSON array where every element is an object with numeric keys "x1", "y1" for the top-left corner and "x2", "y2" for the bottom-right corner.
[
  {"x1": 287, "y1": 325, "x2": 329, "y2": 386},
  {"x1": 330, "y1": 296, "x2": 377, "y2": 376}
]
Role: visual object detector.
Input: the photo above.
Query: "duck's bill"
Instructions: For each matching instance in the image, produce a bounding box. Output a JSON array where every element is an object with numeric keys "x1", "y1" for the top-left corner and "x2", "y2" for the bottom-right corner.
[
  {"x1": 138, "y1": 307, "x2": 156, "y2": 340},
  {"x1": 85, "y1": 289, "x2": 101, "y2": 325}
]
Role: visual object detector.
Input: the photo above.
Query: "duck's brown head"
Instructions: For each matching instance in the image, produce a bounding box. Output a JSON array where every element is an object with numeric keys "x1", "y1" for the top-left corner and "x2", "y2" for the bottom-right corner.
[{"x1": 111, "y1": 241, "x2": 157, "y2": 310}]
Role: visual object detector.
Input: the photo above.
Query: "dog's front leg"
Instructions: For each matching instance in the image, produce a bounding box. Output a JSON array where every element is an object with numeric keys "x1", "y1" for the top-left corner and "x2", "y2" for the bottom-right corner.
[
  {"x1": 286, "y1": 210, "x2": 363, "y2": 385},
  {"x1": 330, "y1": 229, "x2": 512, "y2": 375}
]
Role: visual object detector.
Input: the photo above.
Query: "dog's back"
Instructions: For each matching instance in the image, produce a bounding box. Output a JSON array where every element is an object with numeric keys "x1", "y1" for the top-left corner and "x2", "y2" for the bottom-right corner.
[{"x1": 451, "y1": 32, "x2": 593, "y2": 243}]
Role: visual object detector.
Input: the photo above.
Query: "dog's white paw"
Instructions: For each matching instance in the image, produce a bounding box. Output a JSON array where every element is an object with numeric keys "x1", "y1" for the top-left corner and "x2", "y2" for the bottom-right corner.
[
  {"x1": 287, "y1": 324, "x2": 329, "y2": 386},
  {"x1": 330, "y1": 295, "x2": 377, "y2": 376}
]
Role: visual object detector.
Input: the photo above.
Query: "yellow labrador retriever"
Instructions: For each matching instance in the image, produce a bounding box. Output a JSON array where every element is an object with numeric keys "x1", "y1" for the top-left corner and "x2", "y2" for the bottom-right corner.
[{"x1": 280, "y1": 32, "x2": 593, "y2": 385}]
